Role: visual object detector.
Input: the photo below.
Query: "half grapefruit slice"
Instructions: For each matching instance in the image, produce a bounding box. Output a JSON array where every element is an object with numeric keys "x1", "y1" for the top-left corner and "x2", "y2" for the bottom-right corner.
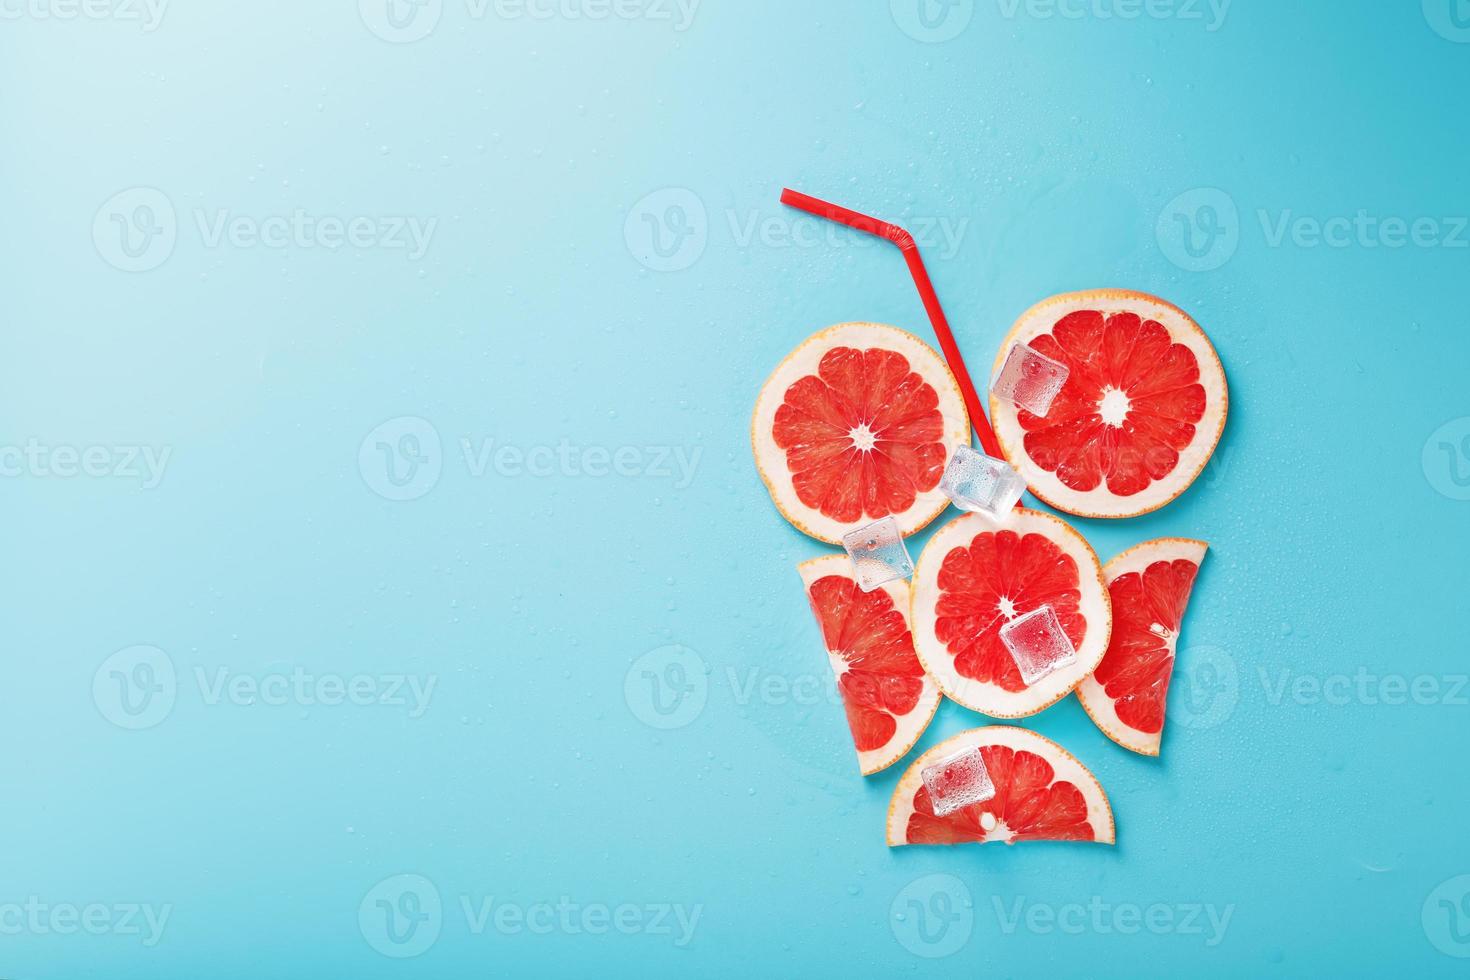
[
  {"x1": 1077, "y1": 538, "x2": 1208, "y2": 756},
  {"x1": 990, "y1": 290, "x2": 1228, "y2": 519},
  {"x1": 798, "y1": 555, "x2": 941, "y2": 776},
  {"x1": 910, "y1": 509, "x2": 1111, "y2": 718},
  {"x1": 753, "y1": 323, "x2": 969, "y2": 544},
  {"x1": 887, "y1": 727, "x2": 1115, "y2": 846}
]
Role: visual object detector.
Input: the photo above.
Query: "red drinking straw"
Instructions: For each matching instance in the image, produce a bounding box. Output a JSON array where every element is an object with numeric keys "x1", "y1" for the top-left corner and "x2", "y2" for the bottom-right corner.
[{"x1": 779, "y1": 188, "x2": 1003, "y2": 460}]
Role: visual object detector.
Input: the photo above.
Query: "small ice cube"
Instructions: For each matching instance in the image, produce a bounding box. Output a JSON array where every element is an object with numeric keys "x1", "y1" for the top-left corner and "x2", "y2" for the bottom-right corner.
[
  {"x1": 992, "y1": 343, "x2": 1069, "y2": 417},
  {"x1": 841, "y1": 516, "x2": 913, "y2": 593},
  {"x1": 999, "y1": 605, "x2": 1078, "y2": 685},
  {"x1": 921, "y1": 747, "x2": 996, "y2": 817},
  {"x1": 940, "y1": 445, "x2": 1026, "y2": 519}
]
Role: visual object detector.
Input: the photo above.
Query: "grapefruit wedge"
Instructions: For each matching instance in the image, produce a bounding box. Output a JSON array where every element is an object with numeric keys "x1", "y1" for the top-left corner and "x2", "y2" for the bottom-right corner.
[
  {"x1": 753, "y1": 323, "x2": 969, "y2": 544},
  {"x1": 990, "y1": 290, "x2": 1228, "y2": 519},
  {"x1": 910, "y1": 509, "x2": 1111, "y2": 718},
  {"x1": 887, "y1": 727, "x2": 1115, "y2": 846},
  {"x1": 1077, "y1": 538, "x2": 1208, "y2": 756},
  {"x1": 798, "y1": 555, "x2": 940, "y2": 776}
]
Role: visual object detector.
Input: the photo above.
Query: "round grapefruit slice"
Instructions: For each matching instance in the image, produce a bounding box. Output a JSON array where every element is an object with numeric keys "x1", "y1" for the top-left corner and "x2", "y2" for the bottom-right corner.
[
  {"x1": 1077, "y1": 538, "x2": 1208, "y2": 756},
  {"x1": 753, "y1": 323, "x2": 969, "y2": 544},
  {"x1": 798, "y1": 555, "x2": 941, "y2": 776},
  {"x1": 990, "y1": 290, "x2": 1228, "y2": 519},
  {"x1": 910, "y1": 509, "x2": 1111, "y2": 718},
  {"x1": 887, "y1": 727, "x2": 1115, "y2": 846}
]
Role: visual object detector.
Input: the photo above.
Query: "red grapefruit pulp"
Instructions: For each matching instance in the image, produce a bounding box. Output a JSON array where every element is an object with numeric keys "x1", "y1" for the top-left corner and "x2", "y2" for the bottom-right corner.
[
  {"x1": 887, "y1": 727, "x2": 1115, "y2": 846},
  {"x1": 753, "y1": 323, "x2": 969, "y2": 544},
  {"x1": 1077, "y1": 538, "x2": 1208, "y2": 756},
  {"x1": 799, "y1": 555, "x2": 940, "y2": 775},
  {"x1": 910, "y1": 509, "x2": 1111, "y2": 718},
  {"x1": 991, "y1": 290, "x2": 1228, "y2": 518}
]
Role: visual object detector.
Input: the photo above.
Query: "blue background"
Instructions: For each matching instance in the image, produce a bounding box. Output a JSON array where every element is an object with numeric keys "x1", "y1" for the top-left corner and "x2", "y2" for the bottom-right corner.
[{"x1": 3, "y1": 0, "x2": 1470, "y2": 975}]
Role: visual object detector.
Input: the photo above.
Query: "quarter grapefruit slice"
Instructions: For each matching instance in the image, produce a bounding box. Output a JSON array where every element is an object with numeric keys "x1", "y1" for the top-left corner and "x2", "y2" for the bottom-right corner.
[
  {"x1": 887, "y1": 727, "x2": 1115, "y2": 846},
  {"x1": 990, "y1": 290, "x2": 1228, "y2": 519},
  {"x1": 753, "y1": 323, "x2": 969, "y2": 544},
  {"x1": 798, "y1": 555, "x2": 940, "y2": 775},
  {"x1": 1077, "y1": 538, "x2": 1208, "y2": 756},
  {"x1": 910, "y1": 509, "x2": 1111, "y2": 718}
]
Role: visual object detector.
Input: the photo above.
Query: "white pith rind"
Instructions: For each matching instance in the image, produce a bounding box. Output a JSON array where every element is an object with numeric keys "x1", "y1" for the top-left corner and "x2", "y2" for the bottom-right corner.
[
  {"x1": 753, "y1": 323, "x2": 970, "y2": 545},
  {"x1": 989, "y1": 290, "x2": 1228, "y2": 519},
  {"x1": 885, "y1": 726, "x2": 1115, "y2": 847},
  {"x1": 910, "y1": 509, "x2": 1111, "y2": 718},
  {"x1": 797, "y1": 554, "x2": 941, "y2": 776},
  {"x1": 1076, "y1": 538, "x2": 1209, "y2": 757}
]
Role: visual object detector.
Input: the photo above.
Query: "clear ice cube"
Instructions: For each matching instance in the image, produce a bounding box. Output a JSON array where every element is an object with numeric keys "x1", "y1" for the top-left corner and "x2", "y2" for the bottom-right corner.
[
  {"x1": 999, "y1": 605, "x2": 1078, "y2": 685},
  {"x1": 940, "y1": 445, "x2": 1026, "y2": 519},
  {"x1": 921, "y1": 747, "x2": 996, "y2": 817},
  {"x1": 992, "y1": 342, "x2": 1070, "y2": 417},
  {"x1": 841, "y1": 516, "x2": 913, "y2": 593}
]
